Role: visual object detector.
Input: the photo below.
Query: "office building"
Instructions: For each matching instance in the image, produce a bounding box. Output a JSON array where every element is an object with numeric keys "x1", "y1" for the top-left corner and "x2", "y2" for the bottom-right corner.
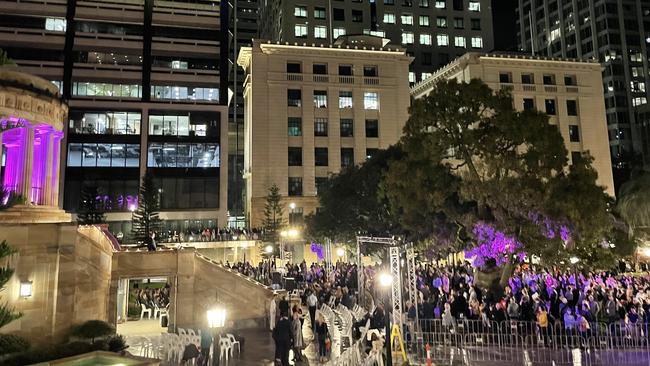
[
  {"x1": 0, "y1": 0, "x2": 230, "y2": 235},
  {"x1": 411, "y1": 52, "x2": 615, "y2": 196},
  {"x1": 515, "y1": 0, "x2": 650, "y2": 182},
  {"x1": 259, "y1": 0, "x2": 494, "y2": 85},
  {"x1": 238, "y1": 37, "x2": 412, "y2": 226}
]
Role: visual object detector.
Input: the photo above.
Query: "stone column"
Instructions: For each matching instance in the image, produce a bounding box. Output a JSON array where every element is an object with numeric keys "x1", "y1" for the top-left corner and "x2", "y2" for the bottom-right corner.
[
  {"x1": 50, "y1": 133, "x2": 63, "y2": 207},
  {"x1": 42, "y1": 131, "x2": 55, "y2": 206},
  {"x1": 20, "y1": 127, "x2": 34, "y2": 200}
]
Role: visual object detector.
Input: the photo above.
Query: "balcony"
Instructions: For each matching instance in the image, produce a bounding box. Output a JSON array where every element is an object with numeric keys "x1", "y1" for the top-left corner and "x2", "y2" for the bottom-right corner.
[
  {"x1": 339, "y1": 76, "x2": 354, "y2": 84},
  {"x1": 153, "y1": 0, "x2": 220, "y2": 29},
  {"x1": 75, "y1": 32, "x2": 143, "y2": 53},
  {"x1": 313, "y1": 75, "x2": 329, "y2": 83},
  {"x1": 287, "y1": 73, "x2": 303, "y2": 81},
  {"x1": 522, "y1": 85, "x2": 536, "y2": 92},
  {"x1": 76, "y1": 0, "x2": 144, "y2": 23},
  {"x1": 566, "y1": 86, "x2": 579, "y2": 93},
  {"x1": 544, "y1": 86, "x2": 558, "y2": 93},
  {"x1": 0, "y1": 27, "x2": 65, "y2": 49},
  {"x1": 151, "y1": 36, "x2": 219, "y2": 57},
  {"x1": 364, "y1": 77, "x2": 379, "y2": 85}
]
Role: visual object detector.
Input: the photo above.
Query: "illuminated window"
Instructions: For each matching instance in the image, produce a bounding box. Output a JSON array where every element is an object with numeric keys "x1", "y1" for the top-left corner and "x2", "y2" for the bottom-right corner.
[
  {"x1": 402, "y1": 32, "x2": 414, "y2": 44},
  {"x1": 420, "y1": 15, "x2": 430, "y2": 26},
  {"x1": 364, "y1": 92, "x2": 379, "y2": 109},
  {"x1": 420, "y1": 34, "x2": 432, "y2": 45},
  {"x1": 401, "y1": 14, "x2": 414, "y2": 25},
  {"x1": 454, "y1": 36, "x2": 466, "y2": 48},
  {"x1": 471, "y1": 36, "x2": 483, "y2": 48},
  {"x1": 437, "y1": 34, "x2": 449, "y2": 46},
  {"x1": 468, "y1": 1, "x2": 480, "y2": 11},
  {"x1": 314, "y1": 26, "x2": 327, "y2": 39},
  {"x1": 384, "y1": 13, "x2": 396, "y2": 24},
  {"x1": 295, "y1": 24, "x2": 308, "y2": 38},
  {"x1": 294, "y1": 6, "x2": 307, "y2": 17},
  {"x1": 45, "y1": 18, "x2": 66, "y2": 32},
  {"x1": 333, "y1": 27, "x2": 346, "y2": 39}
]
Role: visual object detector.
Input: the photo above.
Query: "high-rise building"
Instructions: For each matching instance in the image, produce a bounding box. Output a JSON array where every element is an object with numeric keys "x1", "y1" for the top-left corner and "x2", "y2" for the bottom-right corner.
[
  {"x1": 515, "y1": 0, "x2": 650, "y2": 185},
  {"x1": 238, "y1": 37, "x2": 412, "y2": 226},
  {"x1": 259, "y1": 0, "x2": 494, "y2": 85},
  {"x1": 411, "y1": 52, "x2": 615, "y2": 196},
  {"x1": 0, "y1": 0, "x2": 231, "y2": 236}
]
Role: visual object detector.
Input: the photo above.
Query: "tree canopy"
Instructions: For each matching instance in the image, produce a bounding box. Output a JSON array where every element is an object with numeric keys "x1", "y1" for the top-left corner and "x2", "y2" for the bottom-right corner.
[
  {"x1": 262, "y1": 183, "x2": 285, "y2": 244},
  {"x1": 308, "y1": 79, "x2": 625, "y2": 269},
  {"x1": 131, "y1": 171, "x2": 162, "y2": 243}
]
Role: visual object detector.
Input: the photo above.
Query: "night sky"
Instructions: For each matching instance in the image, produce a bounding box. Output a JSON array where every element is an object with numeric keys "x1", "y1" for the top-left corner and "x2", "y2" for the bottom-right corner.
[{"x1": 491, "y1": 0, "x2": 519, "y2": 51}]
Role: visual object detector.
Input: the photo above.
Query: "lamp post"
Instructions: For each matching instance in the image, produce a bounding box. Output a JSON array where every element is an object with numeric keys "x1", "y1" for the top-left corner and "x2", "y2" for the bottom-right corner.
[
  {"x1": 280, "y1": 229, "x2": 300, "y2": 266},
  {"x1": 207, "y1": 306, "x2": 226, "y2": 366},
  {"x1": 265, "y1": 245, "x2": 273, "y2": 284},
  {"x1": 378, "y1": 272, "x2": 393, "y2": 366}
]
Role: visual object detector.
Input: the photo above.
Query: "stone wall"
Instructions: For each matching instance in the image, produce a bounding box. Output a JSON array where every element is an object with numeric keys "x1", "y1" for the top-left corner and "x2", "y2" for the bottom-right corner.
[{"x1": 0, "y1": 223, "x2": 114, "y2": 345}]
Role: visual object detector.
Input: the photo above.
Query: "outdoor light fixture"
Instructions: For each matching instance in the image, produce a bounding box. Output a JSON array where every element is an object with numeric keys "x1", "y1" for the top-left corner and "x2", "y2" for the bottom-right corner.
[
  {"x1": 20, "y1": 281, "x2": 32, "y2": 298},
  {"x1": 569, "y1": 256, "x2": 580, "y2": 265},
  {"x1": 287, "y1": 229, "x2": 299, "y2": 238},
  {"x1": 265, "y1": 245, "x2": 273, "y2": 254},
  {"x1": 128, "y1": 203, "x2": 136, "y2": 212},
  {"x1": 378, "y1": 272, "x2": 393, "y2": 288},
  {"x1": 336, "y1": 248, "x2": 345, "y2": 257},
  {"x1": 207, "y1": 307, "x2": 226, "y2": 329},
  {"x1": 289, "y1": 202, "x2": 296, "y2": 210}
]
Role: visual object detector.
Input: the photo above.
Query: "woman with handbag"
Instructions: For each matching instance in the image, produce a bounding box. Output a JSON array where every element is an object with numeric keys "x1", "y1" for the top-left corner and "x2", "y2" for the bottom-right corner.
[{"x1": 315, "y1": 312, "x2": 330, "y2": 363}]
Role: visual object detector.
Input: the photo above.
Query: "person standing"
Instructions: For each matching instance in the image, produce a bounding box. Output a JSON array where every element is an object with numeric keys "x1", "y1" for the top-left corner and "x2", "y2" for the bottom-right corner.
[
  {"x1": 307, "y1": 290, "x2": 318, "y2": 329},
  {"x1": 291, "y1": 307, "x2": 304, "y2": 362},
  {"x1": 146, "y1": 232, "x2": 157, "y2": 251},
  {"x1": 273, "y1": 310, "x2": 293, "y2": 366},
  {"x1": 315, "y1": 313, "x2": 329, "y2": 363}
]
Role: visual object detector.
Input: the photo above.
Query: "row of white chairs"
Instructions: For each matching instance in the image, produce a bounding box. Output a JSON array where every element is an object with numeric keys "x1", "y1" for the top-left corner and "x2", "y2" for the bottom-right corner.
[
  {"x1": 320, "y1": 304, "x2": 342, "y2": 354},
  {"x1": 336, "y1": 323, "x2": 383, "y2": 366},
  {"x1": 335, "y1": 304, "x2": 354, "y2": 347}
]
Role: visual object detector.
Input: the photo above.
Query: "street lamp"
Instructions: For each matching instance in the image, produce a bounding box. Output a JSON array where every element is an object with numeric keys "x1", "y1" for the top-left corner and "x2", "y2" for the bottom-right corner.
[
  {"x1": 336, "y1": 248, "x2": 345, "y2": 257},
  {"x1": 377, "y1": 272, "x2": 393, "y2": 366},
  {"x1": 569, "y1": 256, "x2": 580, "y2": 265},
  {"x1": 289, "y1": 202, "x2": 296, "y2": 210},
  {"x1": 207, "y1": 306, "x2": 226, "y2": 365},
  {"x1": 265, "y1": 245, "x2": 273, "y2": 254}
]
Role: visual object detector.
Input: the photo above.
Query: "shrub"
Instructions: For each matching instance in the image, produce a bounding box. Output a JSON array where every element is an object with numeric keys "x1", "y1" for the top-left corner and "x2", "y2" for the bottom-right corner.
[
  {"x1": 107, "y1": 334, "x2": 127, "y2": 352},
  {"x1": 0, "y1": 334, "x2": 29, "y2": 355},
  {"x1": 71, "y1": 320, "x2": 114, "y2": 343}
]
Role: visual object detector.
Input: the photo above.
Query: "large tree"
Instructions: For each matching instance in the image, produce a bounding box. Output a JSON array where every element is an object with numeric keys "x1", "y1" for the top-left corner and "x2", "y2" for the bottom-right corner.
[
  {"x1": 131, "y1": 171, "x2": 162, "y2": 244},
  {"x1": 0, "y1": 240, "x2": 21, "y2": 330},
  {"x1": 77, "y1": 185, "x2": 106, "y2": 225},
  {"x1": 385, "y1": 79, "x2": 617, "y2": 267},
  {"x1": 262, "y1": 183, "x2": 285, "y2": 245},
  {"x1": 306, "y1": 146, "x2": 403, "y2": 246}
]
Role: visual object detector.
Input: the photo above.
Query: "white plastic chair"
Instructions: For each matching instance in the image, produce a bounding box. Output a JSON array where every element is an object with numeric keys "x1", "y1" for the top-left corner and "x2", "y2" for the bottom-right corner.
[
  {"x1": 159, "y1": 304, "x2": 169, "y2": 327},
  {"x1": 226, "y1": 333, "x2": 240, "y2": 357},
  {"x1": 219, "y1": 336, "x2": 233, "y2": 364},
  {"x1": 140, "y1": 303, "x2": 152, "y2": 320},
  {"x1": 153, "y1": 304, "x2": 161, "y2": 318}
]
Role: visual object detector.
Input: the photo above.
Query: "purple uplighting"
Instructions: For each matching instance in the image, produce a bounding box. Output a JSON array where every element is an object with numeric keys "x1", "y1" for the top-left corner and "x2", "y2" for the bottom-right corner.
[
  {"x1": 464, "y1": 222, "x2": 522, "y2": 268},
  {"x1": 311, "y1": 242, "x2": 325, "y2": 261}
]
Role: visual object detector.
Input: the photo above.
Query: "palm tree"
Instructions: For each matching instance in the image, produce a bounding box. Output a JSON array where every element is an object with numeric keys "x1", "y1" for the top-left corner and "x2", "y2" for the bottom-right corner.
[{"x1": 616, "y1": 171, "x2": 650, "y2": 238}]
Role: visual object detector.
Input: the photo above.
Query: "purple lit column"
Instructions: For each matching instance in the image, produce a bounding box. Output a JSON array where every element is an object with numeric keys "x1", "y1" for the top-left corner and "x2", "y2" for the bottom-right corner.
[
  {"x1": 31, "y1": 126, "x2": 52, "y2": 205},
  {"x1": 49, "y1": 132, "x2": 63, "y2": 207},
  {"x1": 1, "y1": 126, "x2": 32, "y2": 198}
]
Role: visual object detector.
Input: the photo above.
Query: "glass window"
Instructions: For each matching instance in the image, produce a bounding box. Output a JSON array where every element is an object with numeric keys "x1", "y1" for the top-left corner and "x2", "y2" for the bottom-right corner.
[
  {"x1": 340, "y1": 119, "x2": 354, "y2": 137},
  {"x1": 402, "y1": 32, "x2": 414, "y2": 44},
  {"x1": 364, "y1": 92, "x2": 379, "y2": 110},
  {"x1": 471, "y1": 18, "x2": 481, "y2": 30},
  {"x1": 294, "y1": 6, "x2": 307, "y2": 17},
  {"x1": 315, "y1": 178, "x2": 328, "y2": 195},
  {"x1": 333, "y1": 8, "x2": 345, "y2": 21},
  {"x1": 569, "y1": 125, "x2": 580, "y2": 142},
  {"x1": 314, "y1": 7, "x2": 326, "y2": 19},
  {"x1": 151, "y1": 86, "x2": 217, "y2": 101},
  {"x1": 435, "y1": 0, "x2": 446, "y2": 8},
  {"x1": 523, "y1": 98, "x2": 535, "y2": 111},
  {"x1": 420, "y1": 0, "x2": 429, "y2": 7},
  {"x1": 521, "y1": 73, "x2": 534, "y2": 84},
  {"x1": 288, "y1": 89, "x2": 302, "y2": 107},
  {"x1": 384, "y1": 13, "x2": 396, "y2": 24},
  {"x1": 420, "y1": 15, "x2": 430, "y2": 26},
  {"x1": 468, "y1": 1, "x2": 480, "y2": 11},
  {"x1": 333, "y1": 27, "x2": 346, "y2": 39},
  {"x1": 339, "y1": 65, "x2": 353, "y2": 76},
  {"x1": 365, "y1": 119, "x2": 379, "y2": 137},
  {"x1": 314, "y1": 26, "x2": 327, "y2": 39},
  {"x1": 68, "y1": 111, "x2": 141, "y2": 135},
  {"x1": 73, "y1": 82, "x2": 142, "y2": 98},
  {"x1": 313, "y1": 63, "x2": 328, "y2": 75},
  {"x1": 454, "y1": 18, "x2": 464, "y2": 29},
  {"x1": 288, "y1": 147, "x2": 302, "y2": 166},
  {"x1": 401, "y1": 14, "x2": 414, "y2": 25},
  {"x1": 409, "y1": 72, "x2": 416, "y2": 83},
  {"x1": 499, "y1": 72, "x2": 512, "y2": 83},
  {"x1": 315, "y1": 118, "x2": 328, "y2": 136},
  {"x1": 314, "y1": 90, "x2": 328, "y2": 108},
  {"x1": 315, "y1": 147, "x2": 328, "y2": 166},
  {"x1": 454, "y1": 36, "x2": 466, "y2": 48},
  {"x1": 545, "y1": 99, "x2": 556, "y2": 115},
  {"x1": 437, "y1": 17, "x2": 447, "y2": 28},
  {"x1": 363, "y1": 66, "x2": 378, "y2": 77},
  {"x1": 567, "y1": 100, "x2": 578, "y2": 116},
  {"x1": 295, "y1": 24, "x2": 308, "y2": 38},
  {"x1": 437, "y1": 34, "x2": 449, "y2": 46},
  {"x1": 82, "y1": 143, "x2": 97, "y2": 167},
  {"x1": 45, "y1": 18, "x2": 67, "y2": 32},
  {"x1": 288, "y1": 177, "x2": 303, "y2": 196},
  {"x1": 67, "y1": 143, "x2": 83, "y2": 166},
  {"x1": 341, "y1": 148, "x2": 354, "y2": 168},
  {"x1": 287, "y1": 62, "x2": 302, "y2": 73},
  {"x1": 126, "y1": 144, "x2": 140, "y2": 167},
  {"x1": 352, "y1": 10, "x2": 363, "y2": 22},
  {"x1": 543, "y1": 74, "x2": 556, "y2": 85},
  {"x1": 339, "y1": 91, "x2": 353, "y2": 108},
  {"x1": 422, "y1": 72, "x2": 432, "y2": 80},
  {"x1": 366, "y1": 148, "x2": 378, "y2": 160},
  {"x1": 564, "y1": 75, "x2": 577, "y2": 86},
  {"x1": 147, "y1": 143, "x2": 218, "y2": 168},
  {"x1": 288, "y1": 117, "x2": 302, "y2": 136},
  {"x1": 471, "y1": 36, "x2": 483, "y2": 48},
  {"x1": 420, "y1": 34, "x2": 432, "y2": 45}
]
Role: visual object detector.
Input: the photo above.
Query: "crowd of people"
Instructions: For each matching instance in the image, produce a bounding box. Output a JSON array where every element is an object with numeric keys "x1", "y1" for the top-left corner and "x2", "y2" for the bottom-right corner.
[
  {"x1": 266, "y1": 258, "x2": 650, "y2": 365},
  {"x1": 158, "y1": 227, "x2": 265, "y2": 243},
  {"x1": 133, "y1": 285, "x2": 170, "y2": 311}
]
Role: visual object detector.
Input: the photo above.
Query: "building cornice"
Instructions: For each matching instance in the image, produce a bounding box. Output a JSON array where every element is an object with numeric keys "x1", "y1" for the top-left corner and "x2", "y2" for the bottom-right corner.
[{"x1": 255, "y1": 39, "x2": 413, "y2": 62}]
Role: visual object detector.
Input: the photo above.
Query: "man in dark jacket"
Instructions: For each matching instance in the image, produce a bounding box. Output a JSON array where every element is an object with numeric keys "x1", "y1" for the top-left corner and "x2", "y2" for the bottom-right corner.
[{"x1": 273, "y1": 311, "x2": 293, "y2": 366}]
